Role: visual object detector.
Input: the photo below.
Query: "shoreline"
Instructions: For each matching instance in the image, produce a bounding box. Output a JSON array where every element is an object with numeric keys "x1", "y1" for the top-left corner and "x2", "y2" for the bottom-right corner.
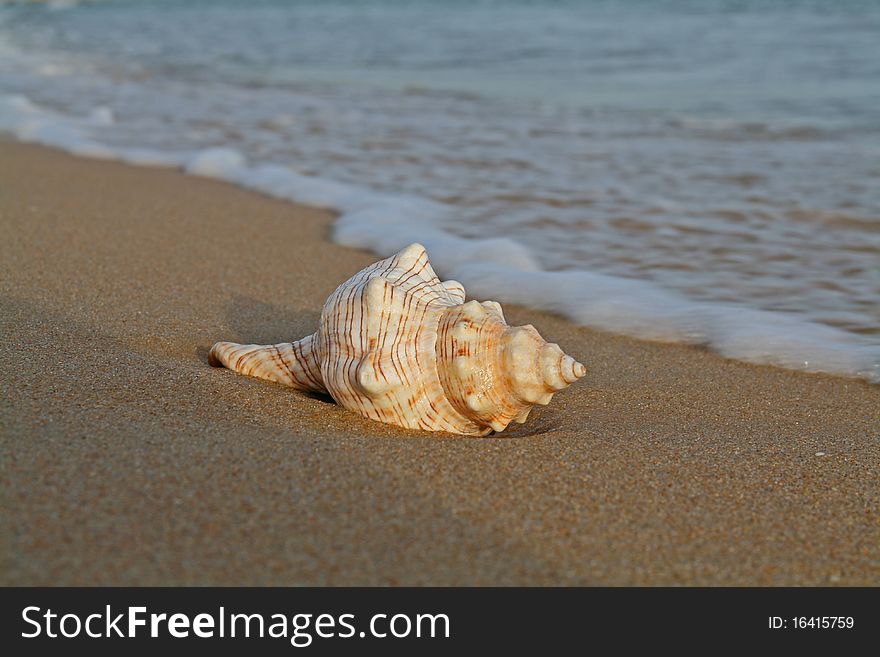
[
  {"x1": 2, "y1": 90, "x2": 877, "y2": 384},
  {"x1": 2, "y1": 140, "x2": 878, "y2": 585}
]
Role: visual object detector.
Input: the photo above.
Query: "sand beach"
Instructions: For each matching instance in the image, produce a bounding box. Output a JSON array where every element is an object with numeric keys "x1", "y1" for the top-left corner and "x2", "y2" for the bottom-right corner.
[{"x1": 1, "y1": 141, "x2": 878, "y2": 586}]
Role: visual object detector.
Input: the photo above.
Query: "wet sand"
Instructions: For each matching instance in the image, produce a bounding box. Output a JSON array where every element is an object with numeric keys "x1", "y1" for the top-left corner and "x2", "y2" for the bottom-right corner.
[{"x1": 1, "y1": 141, "x2": 878, "y2": 585}]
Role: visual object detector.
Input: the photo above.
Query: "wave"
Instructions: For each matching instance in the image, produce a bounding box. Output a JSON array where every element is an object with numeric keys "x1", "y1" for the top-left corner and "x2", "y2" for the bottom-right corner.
[{"x1": 2, "y1": 93, "x2": 877, "y2": 383}]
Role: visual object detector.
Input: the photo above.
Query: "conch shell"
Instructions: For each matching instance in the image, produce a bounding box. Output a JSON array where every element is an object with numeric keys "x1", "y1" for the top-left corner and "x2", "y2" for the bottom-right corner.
[{"x1": 209, "y1": 243, "x2": 585, "y2": 435}]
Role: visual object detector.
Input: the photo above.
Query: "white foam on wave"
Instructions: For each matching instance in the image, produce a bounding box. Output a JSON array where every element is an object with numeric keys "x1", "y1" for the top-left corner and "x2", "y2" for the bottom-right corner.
[
  {"x1": 0, "y1": 95, "x2": 188, "y2": 167},
  {"x1": 2, "y1": 94, "x2": 878, "y2": 383},
  {"x1": 88, "y1": 106, "x2": 115, "y2": 126},
  {"x1": 455, "y1": 264, "x2": 880, "y2": 382},
  {"x1": 0, "y1": 94, "x2": 115, "y2": 159},
  {"x1": 186, "y1": 147, "x2": 542, "y2": 274}
]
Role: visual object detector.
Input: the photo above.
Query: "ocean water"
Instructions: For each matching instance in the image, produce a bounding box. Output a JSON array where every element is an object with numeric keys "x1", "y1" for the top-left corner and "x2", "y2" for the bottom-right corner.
[{"x1": 1, "y1": 0, "x2": 878, "y2": 382}]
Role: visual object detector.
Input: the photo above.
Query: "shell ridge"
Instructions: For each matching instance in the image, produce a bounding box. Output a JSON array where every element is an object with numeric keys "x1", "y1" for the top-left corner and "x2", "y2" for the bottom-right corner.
[{"x1": 393, "y1": 256, "x2": 429, "y2": 289}]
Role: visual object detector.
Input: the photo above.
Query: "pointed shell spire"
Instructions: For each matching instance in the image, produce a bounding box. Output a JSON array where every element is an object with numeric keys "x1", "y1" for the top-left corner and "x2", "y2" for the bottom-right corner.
[{"x1": 209, "y1": 243, "x2": 586, "y2": 435}]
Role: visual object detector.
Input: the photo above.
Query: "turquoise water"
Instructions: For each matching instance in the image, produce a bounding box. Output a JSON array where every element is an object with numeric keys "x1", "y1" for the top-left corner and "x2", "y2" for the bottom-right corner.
[{"x1": 1, "y1": 0, "x2": 878, "y2": 380}]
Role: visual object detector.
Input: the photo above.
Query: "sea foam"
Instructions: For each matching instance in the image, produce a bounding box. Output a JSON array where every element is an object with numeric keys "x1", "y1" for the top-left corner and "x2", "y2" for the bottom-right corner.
[{"x1": 2, "y1": 94, "x2": 877, "y2": 384}]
